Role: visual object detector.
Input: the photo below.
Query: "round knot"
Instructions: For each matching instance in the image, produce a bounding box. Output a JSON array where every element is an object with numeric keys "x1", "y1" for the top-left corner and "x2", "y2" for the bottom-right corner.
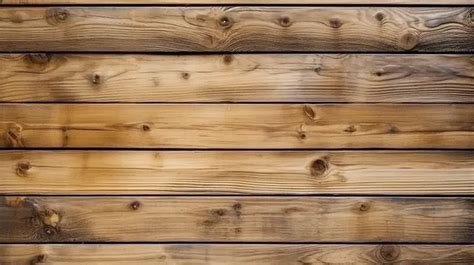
[
  {"x1": 223, "y1": 55, "x2": 233, "y2": 65},
  {"x1": 399, "y1": 30, "x2": 419, "y2": 50},
  {"x1": 16, "y1": 161, "x2": 31, "y2": 177},
  {"x1": 91, "y1": 73, "x2": 101, "y2": 85},
  {"x1": 218, "y1": 16, "x2": 233, "y2": 28},
  {"x1": 329, "y1": 18, "x2": 342, "y2": 28},
  {"x1": 359, "y1": 202, "x2": 370, "y2": 212},
  {"x1": 279, "y1": 16, "x2": 292, "y2": 27},
  {"x1": 46, "y1": 8, "x2": 70, "y2": 25},
  {"x1": 378, "y1": 245, "x2": 400, "y2": 262},
  {"x1": 43, "y1": 226, "x2": 57, "y2": 237},
  {"x1": 130, "y1": 201, "x2": 141, "y2": 210},
  {"x1": 375, "y1": 12, "x2": 385, "y2": 22},
  {"x1": 310, "y1": 159, "x2": 328, "y2": 178}
]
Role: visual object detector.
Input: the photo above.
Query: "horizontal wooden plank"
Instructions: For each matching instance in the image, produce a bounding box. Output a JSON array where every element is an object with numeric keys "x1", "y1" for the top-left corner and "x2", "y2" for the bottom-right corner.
[
  {"x1": 1, "y1": 197, "x2": 473, "y2": 242},
  {"x1": 1, "y1": 54, "x2": 473, "y2": 103},
  {"x1": 1, "y1": 151, "x2": 473, "y2": 195},
  {"x1": 0, "y1": 7, "x2": 471, "y2": 52},
  {"x1": 1, "y1": 244, "x2": 473, "y2": 264},
  {"x1": 1, "y1": 104, "x2": 472, "y2": 149},
  {"x1": 2, "y1": 0, "x2": 473, "y2": 5}
]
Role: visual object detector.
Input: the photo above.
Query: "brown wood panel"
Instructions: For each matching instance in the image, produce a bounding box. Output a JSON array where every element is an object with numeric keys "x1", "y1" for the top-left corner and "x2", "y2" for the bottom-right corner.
[
  {"x1": 1, "y1": 244, "x2": 473, "y2": 264},
  {"x1": 1, "y1": 151, "x2": 473, "y2": 195},
  {"x1": 1, "y1": 104, "x2": 473, "y2": 149},
  {"x1": 0, "y1": 7, "x2": 471, "y2": 52},
  {"x1": 2, "y1": 0, "x2": 473, "y2": 4},
  {"x1": 1, "y1": 197, "x2": 473, "y2": 243},
  {"x1": 1, "y1": 54, "x2": 473, "y2": 103}
]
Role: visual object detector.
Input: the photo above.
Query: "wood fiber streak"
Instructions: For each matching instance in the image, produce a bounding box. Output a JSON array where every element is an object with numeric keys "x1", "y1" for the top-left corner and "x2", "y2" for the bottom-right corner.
[
  {"x1": 0, "y1": 7, "x2": 472, "y2": 52},
  {"x1": 1, "y1": 104, "x2": 472, "y2": 149},
  {"x1": 2, "y1": 0, "x2": 473, "y2": 4},
  {"x1": 1, "y1": 54, "x2": 473, "y2": 103},
  {"x1": 0, "y1": 151, "x2": 473, "y2": 195},
  {"x1": 1, "y1": 244, "x2": 473, "y2": 265},
  {"x1": 0, "y1": 197, "x2": 473, "y2": 243}
]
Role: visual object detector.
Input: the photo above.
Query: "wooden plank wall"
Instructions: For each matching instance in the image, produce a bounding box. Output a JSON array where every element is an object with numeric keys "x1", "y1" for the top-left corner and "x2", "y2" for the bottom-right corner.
[{"x1": 0, "y1": 0, "x2": 473, "y2": 264}]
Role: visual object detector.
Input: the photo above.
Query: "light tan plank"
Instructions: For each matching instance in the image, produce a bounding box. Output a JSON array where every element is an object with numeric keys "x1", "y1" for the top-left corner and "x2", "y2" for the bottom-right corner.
[
  {"x1": 2, "y1": 0, "x2": 473, "y2": 4},
  {"x1": 1, "y1": 104, "x2": 473, "y2": 149},
  {"x1": 1, "y1": 197, "x2": 473, "y2": 242},
  {"x1": 1, "y1": 54, "x2": 473, "y2": 103},
  {"x1": 1, "y1": 151, "x2": 473, "y2": 195},
  {"x1": 0, "y1": 7, "x2": 471, "y2": 52},
  {"x1": 1, "y1": 244, "x2": 473, "y2": 265}
]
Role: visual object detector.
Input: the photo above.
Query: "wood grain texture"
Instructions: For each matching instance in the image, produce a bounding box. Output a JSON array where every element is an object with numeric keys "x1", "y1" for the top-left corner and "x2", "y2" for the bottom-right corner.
[
  {"x1": 1, "y1": 151, "x2": 473, "y2": 195},
  {"x1": 1, "y1": 54, "x2": 473, "y2": 103},
  {"x1": 0, "y1": 7, "x2": 471, "y2": 52},
  {"x1": 1, "y1": 244, "x2": 473, "y2": 265},
  {"x1": 2, "y1": 0, "x2": 473, "y2": 5},
  {"x1": 1, "y1": 104, "x2": 473, "y2": 149},
  {"x1": 1, "y1": 197, "x2": 473, "y2": 243}
]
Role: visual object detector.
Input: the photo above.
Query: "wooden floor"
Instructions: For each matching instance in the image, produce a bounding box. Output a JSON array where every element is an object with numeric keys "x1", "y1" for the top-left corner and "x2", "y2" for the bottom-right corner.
[{"x1": 0, "y1": 0, "x2": 473, "y2": 264}]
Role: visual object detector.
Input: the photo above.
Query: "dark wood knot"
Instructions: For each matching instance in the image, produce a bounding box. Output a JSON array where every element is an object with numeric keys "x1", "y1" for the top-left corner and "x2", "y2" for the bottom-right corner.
[
  {"x1": 375, "y1": 12, "x2": 385, "y2": 22},
  {"x1": 218, "y1": 16, "x2": 233, "y2": 28},
  {"x1": 378, "y1": 245, "x2": 400, "y2": 262},
  {"x1": 223, "y1": 55, "x2": 233, "y2": 65},
  {"x1": 43, "y1": 226, "x2": 57, "y2": 237},
  {"x1": 279, "y1": 16, "x2": 292, "y2": 27},
  {"x1": 46, "y1": 8, "x2": 70, "y2": 25},
  {"x1": 130, "y1": 201, "x2": 141, "y2": 210},
  {"x1": 310, "y1": 159, "x2": 328, "y2": 178},
  {"x1": 329, "y1": 18, "x2": 342, "y2": 28},
  {"x1": 16, "y1": 161, "x2": 31, "y2": 177},
  {"x1": 359, "y1": 202, "x2": 370, "y2": 212}
]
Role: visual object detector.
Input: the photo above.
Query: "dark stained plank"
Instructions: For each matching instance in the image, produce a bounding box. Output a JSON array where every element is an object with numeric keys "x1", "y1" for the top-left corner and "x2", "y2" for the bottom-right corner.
[
  {"x1": 1, "y1": 104, "x2": 473, "y2": 149},
  {"x1": 2, "y1": 0, "x2": 473, "y2": 4},
  {"x1": 1, "y1": 54, "x2": 473, "y2": 103},
  {"x1": 0, "y1": 7, "x2": 471, "y2": 52},
  {"x1": 1, "y1": 197, "x2": 473, "y2": 243},
  {"x1": 1, "y1": 244, "x2": 473, "y2": 264},
  {"x1": 1, "y1": 151, "x2": 473, "y2": 195}
]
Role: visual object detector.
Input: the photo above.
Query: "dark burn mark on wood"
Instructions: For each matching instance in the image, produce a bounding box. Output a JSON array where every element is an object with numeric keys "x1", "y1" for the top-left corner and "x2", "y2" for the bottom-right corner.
[{"x1": 16, "y1": 161, "x2": 31, "y2": 177}]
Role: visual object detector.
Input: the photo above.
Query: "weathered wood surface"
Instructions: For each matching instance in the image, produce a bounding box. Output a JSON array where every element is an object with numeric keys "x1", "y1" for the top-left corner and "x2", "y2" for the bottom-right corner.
[
  {"x1": 1, "y1": 197, "x2": 473, "y2": 242},
  {"x1": 1, "y1": 54, "x2": 473, "y2": 103},
  {"x1": 0, "y1": 7, "x2": 472, "y2": 52},
  {"x1": 2, "y1": 0, "x2": 473, "y2": 4},
  {"x1": 1, "y1": 151, "x2": 473, "y2": 195},
  {"x1": 1, "y1": 244, "x2": 473, "y2": 265},
  {"x1": 1, "y1": 104, "x2": 472, "y2": 149}
]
